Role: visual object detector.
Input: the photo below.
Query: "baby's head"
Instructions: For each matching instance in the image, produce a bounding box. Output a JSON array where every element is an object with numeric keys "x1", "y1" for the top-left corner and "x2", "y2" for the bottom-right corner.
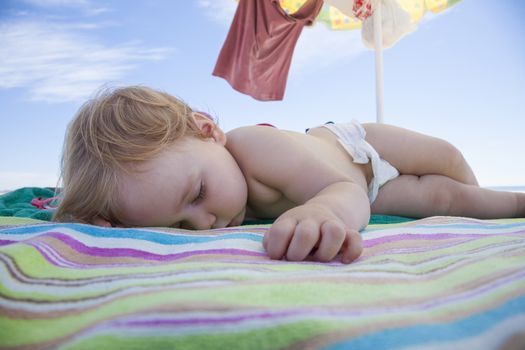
[{"x1": 54, "y1": 86, "x2": 248, "y2": 229}]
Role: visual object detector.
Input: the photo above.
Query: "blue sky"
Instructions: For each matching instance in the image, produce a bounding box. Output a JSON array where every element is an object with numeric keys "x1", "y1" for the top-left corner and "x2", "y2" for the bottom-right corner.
[{"x1": 0, "y1": 0, "x2": 524, "y2": 192}]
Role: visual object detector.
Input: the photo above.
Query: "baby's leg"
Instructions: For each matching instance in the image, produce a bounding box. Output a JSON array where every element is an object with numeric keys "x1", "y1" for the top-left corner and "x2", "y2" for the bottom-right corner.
[
  {"x1": 363, "y1": 123, "x2": 478, "y2": 186},
  {"x1": 372, "y1": 175, "x2": 525, "y2": 219}
]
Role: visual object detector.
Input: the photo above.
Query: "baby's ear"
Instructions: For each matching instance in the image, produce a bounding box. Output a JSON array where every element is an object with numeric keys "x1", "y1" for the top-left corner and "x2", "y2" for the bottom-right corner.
[{"x1": 192, "y1": 112, "x2": 226, "y2": 145}]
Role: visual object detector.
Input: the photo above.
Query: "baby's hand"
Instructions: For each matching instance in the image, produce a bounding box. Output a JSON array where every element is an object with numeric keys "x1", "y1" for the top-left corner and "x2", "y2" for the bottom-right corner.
[{"x1": 263, "y1": 204, "x2": 363, "y2": 264}]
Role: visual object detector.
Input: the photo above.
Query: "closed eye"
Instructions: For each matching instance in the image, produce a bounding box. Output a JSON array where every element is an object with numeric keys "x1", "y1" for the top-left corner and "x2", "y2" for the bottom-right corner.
[{"x1": 192, "y1": 181, "x2": 206, "y2": 205}]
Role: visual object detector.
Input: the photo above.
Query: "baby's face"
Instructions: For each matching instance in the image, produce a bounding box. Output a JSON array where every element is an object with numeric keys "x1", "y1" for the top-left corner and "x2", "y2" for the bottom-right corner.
[{"x1": 117, "y1": 136, "x2": 248, "y2": 229}]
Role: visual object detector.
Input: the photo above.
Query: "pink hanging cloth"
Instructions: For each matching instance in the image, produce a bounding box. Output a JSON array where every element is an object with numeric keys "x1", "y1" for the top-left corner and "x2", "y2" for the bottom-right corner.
[{"x1": 213, "y1": 0, "x2": 324, "y2": 101}]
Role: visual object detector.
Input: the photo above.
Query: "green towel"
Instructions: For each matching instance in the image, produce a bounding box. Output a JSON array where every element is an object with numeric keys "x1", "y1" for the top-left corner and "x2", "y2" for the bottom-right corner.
[
  {"x1": 0, "y1": 187, "x2": 56, "y2": 221},
  {"x1": 369, "y1": 214, "x2": 414, "y2": 224}
]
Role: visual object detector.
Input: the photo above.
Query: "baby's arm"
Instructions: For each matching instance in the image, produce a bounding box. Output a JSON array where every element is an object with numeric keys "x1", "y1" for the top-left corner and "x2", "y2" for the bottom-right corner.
[{"x1": 226, "y1": 126, "x2": 370, "y2": 263}]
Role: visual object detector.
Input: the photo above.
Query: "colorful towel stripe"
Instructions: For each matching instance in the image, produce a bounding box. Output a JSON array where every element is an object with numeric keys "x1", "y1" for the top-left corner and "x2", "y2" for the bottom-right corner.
[{"x1": 0, "y1": 216, "x2": 524, "y2": 349}]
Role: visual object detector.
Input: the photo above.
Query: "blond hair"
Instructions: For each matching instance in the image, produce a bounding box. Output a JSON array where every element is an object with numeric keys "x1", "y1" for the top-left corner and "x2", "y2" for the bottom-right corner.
[{"x1": 54, "y1": 86, "x2": 204, "y2": 225}]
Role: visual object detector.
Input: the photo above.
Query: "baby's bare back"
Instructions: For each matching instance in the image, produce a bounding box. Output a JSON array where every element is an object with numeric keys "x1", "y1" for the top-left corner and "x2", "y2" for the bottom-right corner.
[{"x1": 226, "y1": 125, "x2": 371, "y2": 219}]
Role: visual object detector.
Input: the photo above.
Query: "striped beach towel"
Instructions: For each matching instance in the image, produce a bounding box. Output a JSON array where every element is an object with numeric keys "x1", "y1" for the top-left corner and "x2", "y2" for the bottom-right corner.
[{"x1": 1, "y1": 216, "x2": 524, "y2": 349}]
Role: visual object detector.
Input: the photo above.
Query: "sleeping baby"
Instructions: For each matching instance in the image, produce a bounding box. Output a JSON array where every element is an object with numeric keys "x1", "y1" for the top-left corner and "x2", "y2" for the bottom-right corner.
[{"x1": 54, "y1": 86, "x2": 525, "y2": 263}]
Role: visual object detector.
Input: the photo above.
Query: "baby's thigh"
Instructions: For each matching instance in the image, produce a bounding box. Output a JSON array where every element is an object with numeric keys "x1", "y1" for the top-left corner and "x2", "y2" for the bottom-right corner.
[
  {"x1": 363, "y1": 123, "x2": 462, "y2": 177},
  {"x1": 371, "y1": 174, "x2": 458, "y2": 218}
]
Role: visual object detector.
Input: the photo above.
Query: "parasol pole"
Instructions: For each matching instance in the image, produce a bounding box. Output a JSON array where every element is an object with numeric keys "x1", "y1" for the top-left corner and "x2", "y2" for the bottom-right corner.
[{"x1": 373, "y1": 1, "x2": 384, "y2": 123}]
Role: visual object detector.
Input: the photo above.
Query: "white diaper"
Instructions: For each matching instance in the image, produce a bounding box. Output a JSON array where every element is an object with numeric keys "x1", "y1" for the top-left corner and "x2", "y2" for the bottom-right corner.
[{"x1": 320, "y1": 120, "x2": 399, "y2": 203}]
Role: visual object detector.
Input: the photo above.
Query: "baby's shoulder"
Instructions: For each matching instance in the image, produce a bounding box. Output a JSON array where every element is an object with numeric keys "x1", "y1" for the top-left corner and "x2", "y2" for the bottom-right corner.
[
  {"x1": 226, "y1": 125, "x2": 291, "y2": 151},
  {"x1": 226, "y1": 124, "x2": 281, "y2": 139}
]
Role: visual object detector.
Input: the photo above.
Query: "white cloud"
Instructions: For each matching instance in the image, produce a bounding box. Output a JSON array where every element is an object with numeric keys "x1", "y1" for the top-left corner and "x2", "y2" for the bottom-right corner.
[
  {"x1": 293, "y1": 24, "x2": 366, "y2": 71},
  {"x1": 197, "y1": 0, "x2": 237, "y2": 25},
  {"x1": 20, "y1": 0, "x2": 110, "y2": 15},
  {"x1": 0, "y1": 20, "x2": 171, "y2": 102}
]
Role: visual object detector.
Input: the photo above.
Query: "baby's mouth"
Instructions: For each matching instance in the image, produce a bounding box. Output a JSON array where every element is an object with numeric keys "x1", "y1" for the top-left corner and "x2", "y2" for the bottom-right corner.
[
  {"x1": 227, "y1": 216, "x2": 241, "y2": 227},
  {"x1": 227, "y1": 209, "x2": 245, "y2": 227}
]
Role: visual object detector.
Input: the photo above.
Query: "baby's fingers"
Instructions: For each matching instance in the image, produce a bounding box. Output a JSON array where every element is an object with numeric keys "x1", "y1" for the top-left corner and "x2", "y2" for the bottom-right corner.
[
  {"x1": 265, "y1": 219, "x2": 296, "y2": 260},
  {"x1": 286, "y1": 220, "x2": 320, "y2": 262},
  {"x1": 313, "y1": 220, "x2": 346, "y2": 262},
  {"x1": 341, "y1": 229, "x2": 363, "y2": 264}
]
